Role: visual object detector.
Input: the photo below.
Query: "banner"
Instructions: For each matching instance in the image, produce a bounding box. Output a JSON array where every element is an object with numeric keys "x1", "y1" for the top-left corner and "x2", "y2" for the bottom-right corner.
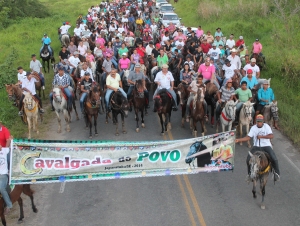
[{"x1": 10, "y1": 131, "x2": 235, "y2": 184}]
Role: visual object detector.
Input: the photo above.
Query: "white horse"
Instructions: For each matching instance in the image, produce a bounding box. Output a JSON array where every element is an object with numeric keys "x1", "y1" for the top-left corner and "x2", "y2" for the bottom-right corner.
[
  {"x1": 217, "y1": 100, "x2": 238, "y2": 132},
  {"x1": 61, "y1": 34, "x2": 70, "y2": 47},
  {"x1": 52, "y1": 86, "x2": 78, "y2": 133},
  {"x1": 23, "y1": 93, "x2": 40, "y2": 139},
  {"x1": 237, "y1": 101, "x2": 255, "y2": 148}
]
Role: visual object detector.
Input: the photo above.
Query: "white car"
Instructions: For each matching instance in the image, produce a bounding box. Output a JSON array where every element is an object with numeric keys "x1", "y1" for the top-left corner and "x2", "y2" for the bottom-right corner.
[
  {"x1": 155, "y1": 0, "x2": 169, "y2": 9},
  {"x1": 179, "y1": 26, "x2": 198, "y2": 36},
  {"x1": 159, "y1": 4, "x2": 175, "y2": 13},
  {"x1": 159, "y1": 12, "x2": 182, "y2": 27}
]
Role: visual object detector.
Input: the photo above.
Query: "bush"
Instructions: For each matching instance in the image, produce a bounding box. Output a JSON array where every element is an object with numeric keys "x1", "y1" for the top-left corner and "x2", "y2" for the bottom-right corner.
[{"x1": 0, "y1": 48, "x2": 18, "y2": 88}]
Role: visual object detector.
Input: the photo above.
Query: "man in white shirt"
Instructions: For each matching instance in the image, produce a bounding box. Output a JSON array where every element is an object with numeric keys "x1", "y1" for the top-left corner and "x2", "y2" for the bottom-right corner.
[
  {"x1": 18, "y1": 72, "x2": 44, "y2": 116},
  {"x1": 207, "y1": 43, "x2": 221, "y2": 61},
  {"x1": 68, "y1": 51, "x2": 81, "y2": 74},
  {"x1": 174, "y1": 38, "x2": 185, "y2": 47},
  {"x1": 242, "y1": 58, "x2": 260, "y2": 78},
  {"x1": 80, "y1": 63, "x2": 94, "y2": 81},
  {"x1": 227, "y1": 48, "x2": 241, "y2": 71},
  {"x1": 60, "y1": 22, "x2": 71, "y2": 35},
  {"x1": 235, "y1": 114, "x2": 280, "y2": 182},
  {"x1": 145, "y1": 41, "x2": 154, "y2": 56},
  {"x1": 225, "y1": 34, "x2": 235, "y2": 56},
  {"x1": 29, "y1": 54, "x2": 45, "y2": 89},
  {"x1": 222, "y1": 59, "x2": 238, "y2": 86},
  {"x1": 73, "y1": 24, "x2": 82, "y2": 37},
  {"x1": 17, "y1": 66, "x2": 27, "y2": 85},
  {"x1": 153, "y1": 64, "x2": 177, "y2": 111}
]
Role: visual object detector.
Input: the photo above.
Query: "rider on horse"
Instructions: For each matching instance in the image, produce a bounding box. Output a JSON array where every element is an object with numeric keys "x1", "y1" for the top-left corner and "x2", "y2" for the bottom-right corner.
[
  {"x1": 50, "y1": 66, "x2": 73, "y2": 111},
  {"x1": 30, "y1": 54, "x2": 45, "y2": 90},
  {"x1": 18, "y1": 72, "x2": 45, "y2": 116},
  {"x1": 40, "y1": 34, "x2": 53, "y2": 58},
  {"x1": 153, "y1": 64, "x2": 178, "y2": 112},
  {"x1": 80, "y1": 72, "x2": 93, "y2": 115},
  {"x1": 105, "y1": 69, "x2": 127, "y2": 113},
  {"x1": 127, "y1": 63, "x2": 149, "y2": 110},
  {"x1": 235, "y1": 114, "x2": 280, "y2": 182},
  {"x1": 240, "y1": 69, "x2": 258, "y2": 90}
]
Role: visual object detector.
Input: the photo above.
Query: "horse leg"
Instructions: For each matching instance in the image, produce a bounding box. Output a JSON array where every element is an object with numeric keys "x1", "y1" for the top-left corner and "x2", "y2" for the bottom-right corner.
[
  {"x1": 122, "y1": 114, "x2": 127, "y2": 134},
  {"x1": 246, "y1": 123, "x2": 251, "y2": 148},
  {"x1": 88, "y1": 115, "x2": 93, "y2": 139},
  {"x1": 47, "y1": 60, "x2": 50, "y2": 73},
  {"x1": 73, "y1": 100, "x2": 79, "y2": 120},
  {"x1": 135, "y1": 108, "x2": 140, "y2": 133},
  {"x1": 260, "y1": 178, "x2": 267, "y2": 209},
  {"x1": 23, "y1": 185, "x2": 38, "y2": 213},
  {"x1": 193, "y1": 119, "x2": 197, "y2": 138},
  {"x1": 27, "y1": 116, "x2": 32, "y2": 139},
  {"x1": 94, "y1": 114, "x2": 98, "y2": 136},
  {"x1": 168, "y1": 111, "x2": 172, "y2": 130},
  {"x1": 239, "y1": 123, "x2": 243, "y2": 146},
  {"x1": 181, "y1": 104, "x2": 186, "y2": 127},
  {"x1": 35, "y1": 115, "x2": 39, "y2": 135},
  {"x1": 55, "y1": 111, "x2": 62, "y2": 133},
  {"x1": 0, "y1": 212, "x2": 6, "y2": 226},
  {"x1": 141, "y1": 108, "x2": 145, "y2": 128},
  {"x1": 159, "y1": 113, "x2": 164, "y2": 135},
  {"x1": 165, "y1": 114, "x2": 169, "y2": 132},
  {"x1": 17, "y1": 197, "x2": 24, "y2": 223},
  {"x1": 210, "y1": 105, "x2": 215, "y2": 127},
  {"x1": 64, "y1": 109, "x2": 70, "y2": 132},
  {"x1": 252, "y1": 180, "x2": 257, "y2": 199},
  {"x1": 201, "y1": 119, "x2": 206, "y2": 136}
]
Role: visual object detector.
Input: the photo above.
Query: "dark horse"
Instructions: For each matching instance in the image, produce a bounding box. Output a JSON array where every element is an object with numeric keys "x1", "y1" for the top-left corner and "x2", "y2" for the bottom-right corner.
[
  {"x1": 84, "y1": 84, "x2": 102, "y2": 138},
  {"x1": 248, "y1": 150, "x2": 272, "y2": 209},
  {"x1": 153, "y1": 89, "x2": 173, "y2": 135},
  {"x1": 190, "y1": 87, "x2": 207, "y2": 137},
  {"x1": 40, "y1": 44, "x2": 55, "y2": 73},
  {"x1": 0, "y1": 184, "x2": 37, "y2": 226},
  {"x1": 251, "y1": 53, "x2": 266, "y2": 70},
  {"x1": 175, "y1": 83, "x2": 189, "y2": 127},
  {"x1": 204, "y1": 82, "x2": 218, "y2": 127},
  {"x1": 106, "y1": 91, "x2": 129, "y2": 136},
  {"x1": 133, "y1": 80, "x2": 147, "y2": 132}
]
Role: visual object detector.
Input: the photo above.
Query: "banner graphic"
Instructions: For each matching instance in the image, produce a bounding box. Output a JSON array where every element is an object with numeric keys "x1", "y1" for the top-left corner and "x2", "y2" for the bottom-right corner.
[{"x1": 10, "y1": 131, "x2": 235, "y2": 184}]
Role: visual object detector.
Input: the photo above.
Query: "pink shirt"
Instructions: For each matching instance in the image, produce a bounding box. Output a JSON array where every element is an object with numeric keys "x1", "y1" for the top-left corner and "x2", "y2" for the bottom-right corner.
[
  {"x1": 96, "y1": 37, "x2": 106, "y2": 46},
  {"x1": 119, "y1": 58, "x2": 130, "y2": 69},
  {"x1": 196, "y1": 29, "x2": 204, "y2": 38},
  {"x1": 174, "y1": 34, "x2": 187, "y2": 41},
  {"x1": 86, "y1": 54, "x2": 95, "y2": 62},
  {"x1": 198, "y1": 63, "x2": 215, "y2": 80},
  {"x1": 252, "y1": 42, "x2": 262, "y2": 53}
]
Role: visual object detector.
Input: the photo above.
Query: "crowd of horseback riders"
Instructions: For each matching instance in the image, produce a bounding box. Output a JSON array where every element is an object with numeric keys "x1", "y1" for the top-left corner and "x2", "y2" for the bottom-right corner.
[{"x1": 5, "y1": 0, "x2": 280, "y2": 192}]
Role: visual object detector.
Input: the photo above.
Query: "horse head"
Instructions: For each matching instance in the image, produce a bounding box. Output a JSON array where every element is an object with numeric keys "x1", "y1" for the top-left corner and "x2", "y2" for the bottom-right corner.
[
  {"x1": 154, "y1": 94, "x2": 163, "y2": 113},
  {"x1": 5, "y1": 84, "x2": 14, "y2": 100},
  {"x1": 134, "y1": 80, "x2": 144, "y2": 98},
  {"x1": 242, "y1": 101, "x2": 255, "y2": 121},
  {"x1": 176, "y1": 83, "x2": 188, "y2": 105},
  {"x1": 23, "y1": 93, "x2": 36, "y2": 111},
  {"x1": 224, "y1": 100, "x2": 238, "y2": 121},
  {"x1": 52, "y1": 86, "x2": 63, "y2": 103},
  {"x1": 89, "y1": 85, "x2": 101, "y2": 106},
  {"x1": 248, "y1": 151, "x2": 262, "y2": 179}
]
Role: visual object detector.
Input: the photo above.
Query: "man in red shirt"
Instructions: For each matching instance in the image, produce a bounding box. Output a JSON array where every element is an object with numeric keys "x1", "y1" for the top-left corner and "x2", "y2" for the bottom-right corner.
[
  {"x1": 0, "y1": 121, "x2": 11, "y2": 148},
  {"x1": 136, "y1": 42, "x2": 146, "y2": 58},
  {"x1": 236, "y1": 36, "x2": 245, "y2": 48},
  {"x1": 200, "y1": 39, "x2": 211, "y2": 54}
]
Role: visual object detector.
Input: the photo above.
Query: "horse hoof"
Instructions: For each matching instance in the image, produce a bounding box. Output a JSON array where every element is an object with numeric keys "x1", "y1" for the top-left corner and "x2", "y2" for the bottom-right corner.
[
  {"x1": 261, "y1": 205, "x2": 265, "y2": 210},
  {"x1": 141, "y1": 123, "x2": 145, "y2": 128},
  {"x1": 89, "y1": 136, "x2": 92, "y2": 139},
  {"x1": 115, "y1": 133, "x2": 119, "y2": 136},
  {"x1": 85, "y1": 127, "x2": 88, "y2": 130},
  {"x1": 76, "y1": 117, "x2": 79, "y2": 120},
  {"x1": 33, "y1": 208, "x2": 38, "y2": 213},
  {"x1": 105, "y1": 121, "x2": 108, "y2": 124},
  {"x1": 17, "y1": 219, "x2": 23, "y2": 224},
  {"x1": 57, "y1": 130, "x2": 61, "y2": 133},
  {"x1": 136, "y1": 128, "x2": 139, "y2": 133},
  {"x1": 123, "y1": 131, "x2": 127, "y2": 134},
  {"x1": 201, "y1": 133, "x2": 204, "y2": 136},
  {"x1": 67, "y1": 129, "x2": 70, "y2": 132},
  {"x1": 95, "y1": 133, "x2": 98, "y2": 136},
  {"x1": 240, "y1": 142, "x2": 242, "y2": 146},
  {"x1": 161, "y1": 132, "x2": 164, "y2": 136},
  {"x1": 248, "y1": 144, "x2": 252, "y2": 148}
]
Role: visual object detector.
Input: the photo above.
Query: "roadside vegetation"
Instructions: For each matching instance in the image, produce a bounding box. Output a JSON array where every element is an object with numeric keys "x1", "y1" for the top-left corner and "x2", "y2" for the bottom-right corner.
[
  {"x1": 172, "y1": 0, "x2": 300, "y2": 145},
  {"x1": 0, "y1": 0, "x2": 299, "y2": 145}
]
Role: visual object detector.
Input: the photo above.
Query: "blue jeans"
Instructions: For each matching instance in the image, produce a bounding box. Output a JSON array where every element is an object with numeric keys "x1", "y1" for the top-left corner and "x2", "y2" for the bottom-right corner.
[
  {"x1": 111, "y1": 57, "x2": 118, "y2": 69},
  {"x1": 0, "y1": 175, "x2": 12, "y2": 208},
  {"x1": 50, "y1": 87, "x2": 72, "y2": 107},
  {"x1": 105, "y1": 88, "x2": 127, "y2": 109},
  {"x1": 119, "y1": 69, "x2": 125, "y2": 80},
  {"x1": 40, "y1": 45, "x2": 52, "y2": 55},
  {"x1": 101, "y1": 72, "x2": 109, "y2": 89},
  {"x1": 80, "y1": 92, "x2": 88, "y2": 112},
  {"x1": 153, "y1": 88, "x2": 177, "y2": 107},
  {"x1": 38, "y1": 72, "x2": 45, "y2": 86}
]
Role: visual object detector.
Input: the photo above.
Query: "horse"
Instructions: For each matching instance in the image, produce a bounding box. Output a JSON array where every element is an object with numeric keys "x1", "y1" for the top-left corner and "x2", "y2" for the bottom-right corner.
[
  {"x1": 204, "y1": 82, "x2": 218, "y2": 126},
  {"x1": 40, "y1": 44, "x2": 55, "y2": 73},
  {"x1": 52, "y1": 86, "x2": 79, "y2": 133},
  {"x1": 23, "y1": 93, "x2": 42, "y2": 139},
  {"x1": 174, "y1": 0, "x2": 178, "y2": 3},
  {"x1": 251, "y1": 53, "x2": 266, "y2": 70},
  {"x1": 153, "y1": 89, "x2": 173, "y2": 135},
  {"x1": 61, "y1": 34, "x2": 70, "y2": 47},
  {"x1": 106, "y1": 91, "x2": 129, "y2": 136},
  {"x1": 31, "y1": 72, "x2": 45, "y2": 99},
  {"x1": 237, "y1": 101, "x2": 255, "y2": 148},
  {"x1": 95, "y1": 57, "x2": 104, "y2": 84},
  {"x1": 132, "y1": 80, "x2": 147, "y2": 132},
  {"x1": 262, "y1": 101, "x2": 279, "y2": 130},
  {"x1": 175, "y1": 83, "x2": 190, "y2": 127},
  {"x1": 190, "y1": 87, "x2": 207, "y2": 137},
  {"x1": 84, "y1": 85, "x2": 102, "y2": 138},
  {"x1": 248, "y1": 150, "x2": 272, "y2": 209},
  {"x1": 0, "y1": 184, "x2": 37, "y2": 226},
  {"x1": 232, "y1": 74, "x2": 241, "y2": 90},
  {"x1": 217, "y1": 100, "x2": 238, "y2": 133}
]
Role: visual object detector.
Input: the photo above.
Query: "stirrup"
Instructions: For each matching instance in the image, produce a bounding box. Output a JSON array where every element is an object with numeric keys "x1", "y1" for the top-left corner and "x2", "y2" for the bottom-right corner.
[{"x1": 273, "y1": 172, "x2": 280, "y2": 182}]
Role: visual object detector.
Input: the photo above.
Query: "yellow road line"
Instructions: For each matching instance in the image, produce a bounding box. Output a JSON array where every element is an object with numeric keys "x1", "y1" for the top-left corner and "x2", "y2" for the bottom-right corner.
[
  {"x1": 168, "y1": 127, "x2": 207, "y2": 226},
  {"x1": 176, "y1": 175, "x2": 197, "y2": 226},
  {"x1": 183, "y1": 175, "x2": 207, "y2": 226}
]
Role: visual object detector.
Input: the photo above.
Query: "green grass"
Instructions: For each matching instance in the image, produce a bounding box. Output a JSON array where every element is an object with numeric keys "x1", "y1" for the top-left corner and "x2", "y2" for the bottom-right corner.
[{"x1": 172, "y1": 0, "x2": 300, "y2": 145}]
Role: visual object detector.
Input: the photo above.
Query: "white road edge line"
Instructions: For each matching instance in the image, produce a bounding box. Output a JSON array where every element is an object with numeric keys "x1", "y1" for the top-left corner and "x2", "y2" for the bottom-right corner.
[
  {"x1": 59, "y1": 181, "x2": 66, "y2": 193},
  {"x1": 282, "y1": 153, "x2": 300, "y2": 175}
]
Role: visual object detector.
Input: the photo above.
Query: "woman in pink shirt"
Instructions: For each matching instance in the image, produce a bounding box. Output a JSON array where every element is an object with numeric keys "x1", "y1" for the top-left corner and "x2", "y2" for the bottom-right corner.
[
  {"x1": 118, "y1": 53, "x2": 130, "y2": 79},
  {"x1": 196, "y1": 26, "x2": 204, "y2": 38},
  {"x1": 96, "y1": 34, "x2": 106, "y2": 46}
]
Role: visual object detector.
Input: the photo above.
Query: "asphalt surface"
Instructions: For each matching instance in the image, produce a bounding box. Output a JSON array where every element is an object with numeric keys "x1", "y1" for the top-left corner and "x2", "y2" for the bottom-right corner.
[{"x1": 6, "y1": 94, "x2": 300, "y2": 226}]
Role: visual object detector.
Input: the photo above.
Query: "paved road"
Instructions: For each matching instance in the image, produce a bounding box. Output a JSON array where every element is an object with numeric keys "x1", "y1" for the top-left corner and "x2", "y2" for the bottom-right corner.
[{"x1": 6, "y1": 96, "x2": 300, "y2": 226}]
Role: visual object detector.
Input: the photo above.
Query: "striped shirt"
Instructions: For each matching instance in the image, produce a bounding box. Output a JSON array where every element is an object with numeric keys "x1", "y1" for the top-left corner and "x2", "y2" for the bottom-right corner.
[{"x1": 219, "y1": 86, "x2": 235, "y2": 102}]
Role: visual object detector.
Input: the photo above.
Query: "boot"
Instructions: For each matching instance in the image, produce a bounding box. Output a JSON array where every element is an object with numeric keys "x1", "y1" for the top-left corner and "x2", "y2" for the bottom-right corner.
[{"x1": 172, "y1": 99, "x2": 178, "y2": 111}]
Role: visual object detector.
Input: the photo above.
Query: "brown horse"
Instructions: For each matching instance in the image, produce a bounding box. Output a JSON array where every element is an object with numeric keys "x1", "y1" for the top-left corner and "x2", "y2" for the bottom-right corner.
[
  {"x1": 132, "y1": 80, "x2": 147, "y2": 132},
  {"x1": 153, "y1": 89, "x2": 173, "y2": 135},
  {"x1": 248, "y1": 150, "x2": 272, "y2": 209},
  {"x1": 84, "y1": 84, "x2": 102, "y2": 138},
  {"x1": 204, "y1": 82, "x2": 218, "y2": 126},
  {"x1": 175, "y1": 83, "x2": 190, "y2": 127},
  {"x1": 5, "y1": 84, "x2": 27, "y2": 124},
  {"x1": 190, "y1": 87, "x2": 207, "y2": 137},
  {"x1": 251, "y1": 53, "x2": 266, "y2": 70},
  {"x1": 0, "y1": 184, "x2": 37, "y2": 226},
  {"x1": 232, "y1": 74, "x2": 241, "y2": 90},
  {"x1": 31, "y1": 72, "x2": 45, "y2": 99}
]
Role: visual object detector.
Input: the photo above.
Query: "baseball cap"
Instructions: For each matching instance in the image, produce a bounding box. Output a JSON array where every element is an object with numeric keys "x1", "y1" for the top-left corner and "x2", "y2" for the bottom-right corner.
[
  {"x1": 122, "y1": 53, "x2": 127, "y2": 56},
  {"x1": 44, "y1": 33, "x2": 47, "y2": 36},
  {"x1": 255, "y1": 38, "x2": 259, "y2": 41},
  {"x1": 247, "y1": 69, "x2": 253, "y2": 74},
  {"x1": 256, "y1": 114, "x2": 264, "y2": 122},
  {"x1": 155, "y1": 43, "x2": 161, "y2": 48},
  {"x1": 161, "y1": 64, "x2": 169, "y2": 69},
  {"x1": 263, "y1": 80, "x2": 270, "y2": 85},
  {"x1": 84, "y1": 71, "x2": 90, "y2": 76},
  {"x1": 251, "y1": 58, "x2": 256, "y2": 63},
  {"x1": 230, "y1": 48, "x2": 237, "y2": 53},
  {"x1": 212, "y1": 43, "x2": 216, "y2": 47},
  {"x1": 149, "y1": 41, "x2": 154, "y2": 44},
  {"x1": 239, "y1": 36, "x2": 243, "y2": 39},
  {"x1": 225, "y1": 59, "x2": 230, "y2": 63},
  {"x1": 74, "y1": 51, "x2": 79, "y2": 55},
  {"x1": 58, "y1": 66, "x2": 64, "y2": 70},
  {"x1": 135, "y1": 63, "x2": 141, "y2": 68}
]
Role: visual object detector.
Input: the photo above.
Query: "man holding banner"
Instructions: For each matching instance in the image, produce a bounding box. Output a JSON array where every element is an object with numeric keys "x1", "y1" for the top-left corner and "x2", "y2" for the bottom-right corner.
[{"x1": 0, "y1": 121, "x2": 13, "y2": 215}]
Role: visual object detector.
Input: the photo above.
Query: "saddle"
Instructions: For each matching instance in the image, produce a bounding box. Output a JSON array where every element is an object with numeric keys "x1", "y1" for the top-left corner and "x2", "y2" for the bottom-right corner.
[
  {"x1": 60, "y1": 87, "x2": 75, "y2": 101},
  {"x1": 157, "y1": 88, "x2": 172, "y2": 100},
  {"x1": 31, "y1": 73, "x2": 41, "y2": 82}
]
